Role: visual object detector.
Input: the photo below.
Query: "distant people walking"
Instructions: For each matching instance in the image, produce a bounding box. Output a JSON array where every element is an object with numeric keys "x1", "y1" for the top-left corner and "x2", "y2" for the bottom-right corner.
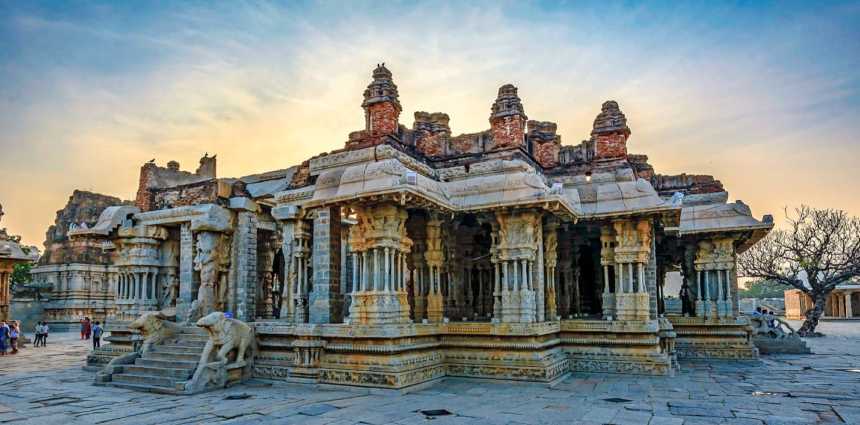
[
  {"x1": 0, "y1": 321, "x2": 8, "y2": 355},
  {"x1": 92, "y1": 321, "x2": 103, "y2": 349}
]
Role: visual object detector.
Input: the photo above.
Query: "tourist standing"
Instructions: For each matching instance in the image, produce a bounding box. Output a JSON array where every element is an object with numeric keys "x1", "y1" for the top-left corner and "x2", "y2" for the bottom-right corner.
[
  {"x1": 9, "y1": 322, "x2": 19, "y2": 354},
  {"x1": 0, "y1": 321, "x2": 8, "y2": 355},
  {"x1": 34, "y1": 321, "x2": 43, "y2": 347},
  {"x1": 85, "y1": 317, "x2": 92, "y2": 340},
  {"x1": 80, "y1": 317, "x2": 87, "y2": 339},
  {"x1": 92, "y1": 321, "x2": 103, "y2": 349},
  {"x1": 679, "y1": 283, "x2": 692, "y2": 316},
  {"x1": 41, "y1": 322, "x2": 49, "y2": 347}
]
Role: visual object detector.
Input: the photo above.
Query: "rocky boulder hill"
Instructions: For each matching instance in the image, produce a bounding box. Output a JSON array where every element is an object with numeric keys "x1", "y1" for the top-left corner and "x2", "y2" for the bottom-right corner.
[{"x1": 39, "y1": 190, "x2": 132, "y2": 265}]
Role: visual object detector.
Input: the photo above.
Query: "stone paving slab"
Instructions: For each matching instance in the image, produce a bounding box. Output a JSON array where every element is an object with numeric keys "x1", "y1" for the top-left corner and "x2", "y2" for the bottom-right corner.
[{"x1": 1, "y1": 325, "x2": 859, "y2": 424}]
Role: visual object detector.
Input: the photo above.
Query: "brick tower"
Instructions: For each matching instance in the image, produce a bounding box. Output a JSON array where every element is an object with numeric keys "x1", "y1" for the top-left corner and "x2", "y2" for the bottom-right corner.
[
  {"x1": 489, "y1": 84, "x2": 527, "y2": 150},
  {"x1": 362, "y1": 63, "x2": 401, "y2": 137},
  {"x1": 591, "y1": 100, "x2": 631, "y2": 162}
]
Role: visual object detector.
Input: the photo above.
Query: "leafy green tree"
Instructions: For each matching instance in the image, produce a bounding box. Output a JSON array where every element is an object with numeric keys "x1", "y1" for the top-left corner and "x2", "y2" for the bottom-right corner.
[
  {"x1": 738, "y1": 280, "x2": 791, "y2": 299},
  {"x1": 10, "y1": 262, "x2": 32, "y2": 291}
]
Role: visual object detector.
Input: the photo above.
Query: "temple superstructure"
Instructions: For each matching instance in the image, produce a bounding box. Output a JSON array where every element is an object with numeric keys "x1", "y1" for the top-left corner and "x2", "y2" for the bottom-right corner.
[{"x1": 66, "y1": 65, "x2": 773, "y2": 389}]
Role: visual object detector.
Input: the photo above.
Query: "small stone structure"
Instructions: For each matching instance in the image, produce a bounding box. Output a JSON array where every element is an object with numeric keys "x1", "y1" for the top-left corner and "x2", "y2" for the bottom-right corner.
[
  {"x1": 68, "y1": 65, "x2": 777, "y2": 391},
  {"x1": 0, "y1": 203, "x2": 35, "y2": 322},
  {"x1": 785, "y1": 285, "x2": 860, "y2": 320}
]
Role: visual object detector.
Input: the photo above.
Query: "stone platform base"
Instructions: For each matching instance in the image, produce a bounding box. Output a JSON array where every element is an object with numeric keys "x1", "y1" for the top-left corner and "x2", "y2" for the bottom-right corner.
[
  {"x1": 753, "y1": 336, "x2": 811, "y2": 354},
  {"x1": 251, "y1": 319, "x2": 676, "y2": 390},
  {"x1": 668, "y1": 316, "x2": 759, "y2": 360}
]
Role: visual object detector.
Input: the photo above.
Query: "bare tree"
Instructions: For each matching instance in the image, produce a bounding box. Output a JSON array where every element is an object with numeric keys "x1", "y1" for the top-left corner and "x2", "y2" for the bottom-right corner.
[{"x1": 738, "y1": 206, "x2": 860, "y2": 336}]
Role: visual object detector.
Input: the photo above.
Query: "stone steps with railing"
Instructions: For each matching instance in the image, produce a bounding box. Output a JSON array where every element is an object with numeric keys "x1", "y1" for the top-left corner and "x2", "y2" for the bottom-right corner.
[{"x1": 102, "y1": 326, "x2": 208, "y2": 394}]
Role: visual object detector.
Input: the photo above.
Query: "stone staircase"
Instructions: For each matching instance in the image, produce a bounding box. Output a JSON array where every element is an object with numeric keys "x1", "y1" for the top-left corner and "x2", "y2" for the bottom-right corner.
[{"x1": 107, "y1": 326, "x2": 208, "y2": 394}]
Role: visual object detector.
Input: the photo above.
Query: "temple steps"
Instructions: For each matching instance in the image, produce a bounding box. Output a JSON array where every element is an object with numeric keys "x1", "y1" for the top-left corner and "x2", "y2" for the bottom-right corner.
[
  {"x1": 105, "y1": 325, "x2": 207, "y2": 394},
  {"x1": 108, "y1": 382, "x2": 183, "y2": 395},
  {"x1": 112, "y1": 373, "x2": 180, "y2": 388},
  {"x1": 134, "y1": 358, "x2": 198, "y2": 370},
  {"x1": 123, "y1": 365, "x2": 194, "y2": 378},
  {"x1": 146, "y1": 351, "x2": 201, "y2": 362}
]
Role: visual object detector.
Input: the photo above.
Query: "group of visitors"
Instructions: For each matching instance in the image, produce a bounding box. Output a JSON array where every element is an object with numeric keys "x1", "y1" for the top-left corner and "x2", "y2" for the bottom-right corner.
[
  {"x1": 80, "y1": 317, "x2": 103, "y2": 349},
  {"x1": 752, "y1": 307, "x2": 777, "y2": 328},
  {"x1": 0, "y1": 320, "x2": 22, "y2": 355},
  {"x1": 33, "y1": 321, "x2": 50, "y2": 347}
]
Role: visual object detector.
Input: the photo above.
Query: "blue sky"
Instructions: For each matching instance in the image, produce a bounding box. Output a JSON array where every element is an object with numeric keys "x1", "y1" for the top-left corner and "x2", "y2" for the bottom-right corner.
[{"x1": 1, "y1": 1, "x2": 859, "y2": 245}]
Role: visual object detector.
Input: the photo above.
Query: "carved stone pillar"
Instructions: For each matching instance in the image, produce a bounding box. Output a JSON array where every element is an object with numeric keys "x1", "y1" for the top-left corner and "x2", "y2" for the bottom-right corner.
[
  {"x1": 407, "y1": 214, "x2": 428, "y2": 322},
  {"x1": 611, "y1": 219, "x2": 652, "y2": 322},
  {"x1": 347, "y1": 203, "x2": 412, "y2": 325},
  {"x1": 191, "y1": 231, "x2": 228, "y2": 320},
  {"x1": 424, "y1": 214, "x2": 445, "y2": 323},
  {"x1": 600, "y1": 226, "x2": 616, "y2": 319},
  {"x1": 271, "y1": 205, "x2": 303, "y2": 321},
  {"x1": 493, "y1": 210, "x2": 541, "y2": 323},
  {"x1": 177, "y1": 223, "x2": 196, "y2": 321},
  {"x1": 286, "y1": 220, "x2": 312, "y2": 323},
  {"x1": 443, "y1": 220, "x2": 462, "y2": 319},
  {"x1": 557, "y1": 226, "x2": 572, "y2": 319},
  {"x1": 256, "y1": 231, "x2": 279, "y2": 320},
  {"x1": 233, "y1": 208, "x2": 258, "y2": 321},
  {"x1": 543, "y1": 219, "x2": 559, "y2": 320}
]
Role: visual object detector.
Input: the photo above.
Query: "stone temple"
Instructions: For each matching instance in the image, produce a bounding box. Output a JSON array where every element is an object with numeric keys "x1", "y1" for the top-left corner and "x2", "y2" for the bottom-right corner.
[{"x1": 46, "y1": 65, "x2": 774, "y2": 392}]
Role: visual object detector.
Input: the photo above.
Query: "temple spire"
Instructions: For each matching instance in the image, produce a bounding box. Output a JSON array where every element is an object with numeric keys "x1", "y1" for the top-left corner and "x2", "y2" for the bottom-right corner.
[
  {"x1": 489, "y1": 84, "x2": 527, "y2": 150},
  {"x1": 591, "y1": 100, "x2": 631, "y2": 162},
  {"x1": 362, "y1": 63, "x2": 401, "y2": 135}
]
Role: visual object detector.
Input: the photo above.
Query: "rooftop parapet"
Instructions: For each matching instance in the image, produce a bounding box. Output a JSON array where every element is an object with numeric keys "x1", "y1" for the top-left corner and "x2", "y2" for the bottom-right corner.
[{"x1": 135, "y1": 155, "x2": 217, "y2": 211}]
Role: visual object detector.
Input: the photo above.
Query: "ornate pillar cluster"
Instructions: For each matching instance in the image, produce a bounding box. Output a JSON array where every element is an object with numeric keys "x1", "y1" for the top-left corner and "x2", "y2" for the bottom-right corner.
[
  {"x1": 694, "y1": 238, "x2": 736, "y2": 319},
  {"x1": 491, "y1": 210, "x2": 541, "y2": 323},
  {"x1": 347, "y1": 203, "x2": 412, "y2": 325},
  {"x1": 608, "y1": 219, "x2": 652, "y2": 321},
  {"x1": 289, "y1": 221, "x2": 312, "y2": 323},
  {"x1": 114, "y1": 225, "x2": 168, "y2": 320}
]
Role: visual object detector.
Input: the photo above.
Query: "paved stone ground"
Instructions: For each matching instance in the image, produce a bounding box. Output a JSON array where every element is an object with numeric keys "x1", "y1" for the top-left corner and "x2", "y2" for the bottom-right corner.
[{"x1": 1, "y1": 322, "x2": 859, "y2": 425}]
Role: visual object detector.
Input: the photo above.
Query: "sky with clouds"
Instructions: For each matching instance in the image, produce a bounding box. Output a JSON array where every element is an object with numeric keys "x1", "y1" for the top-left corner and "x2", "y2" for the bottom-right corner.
[{"x1": 1, "y1": 1, "x2": 859, "y2": 247}]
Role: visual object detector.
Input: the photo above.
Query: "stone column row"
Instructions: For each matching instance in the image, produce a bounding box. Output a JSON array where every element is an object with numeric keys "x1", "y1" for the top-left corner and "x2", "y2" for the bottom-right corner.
[{"x1": 116, "y1": 270, "x2": 160, "y2": 302}]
